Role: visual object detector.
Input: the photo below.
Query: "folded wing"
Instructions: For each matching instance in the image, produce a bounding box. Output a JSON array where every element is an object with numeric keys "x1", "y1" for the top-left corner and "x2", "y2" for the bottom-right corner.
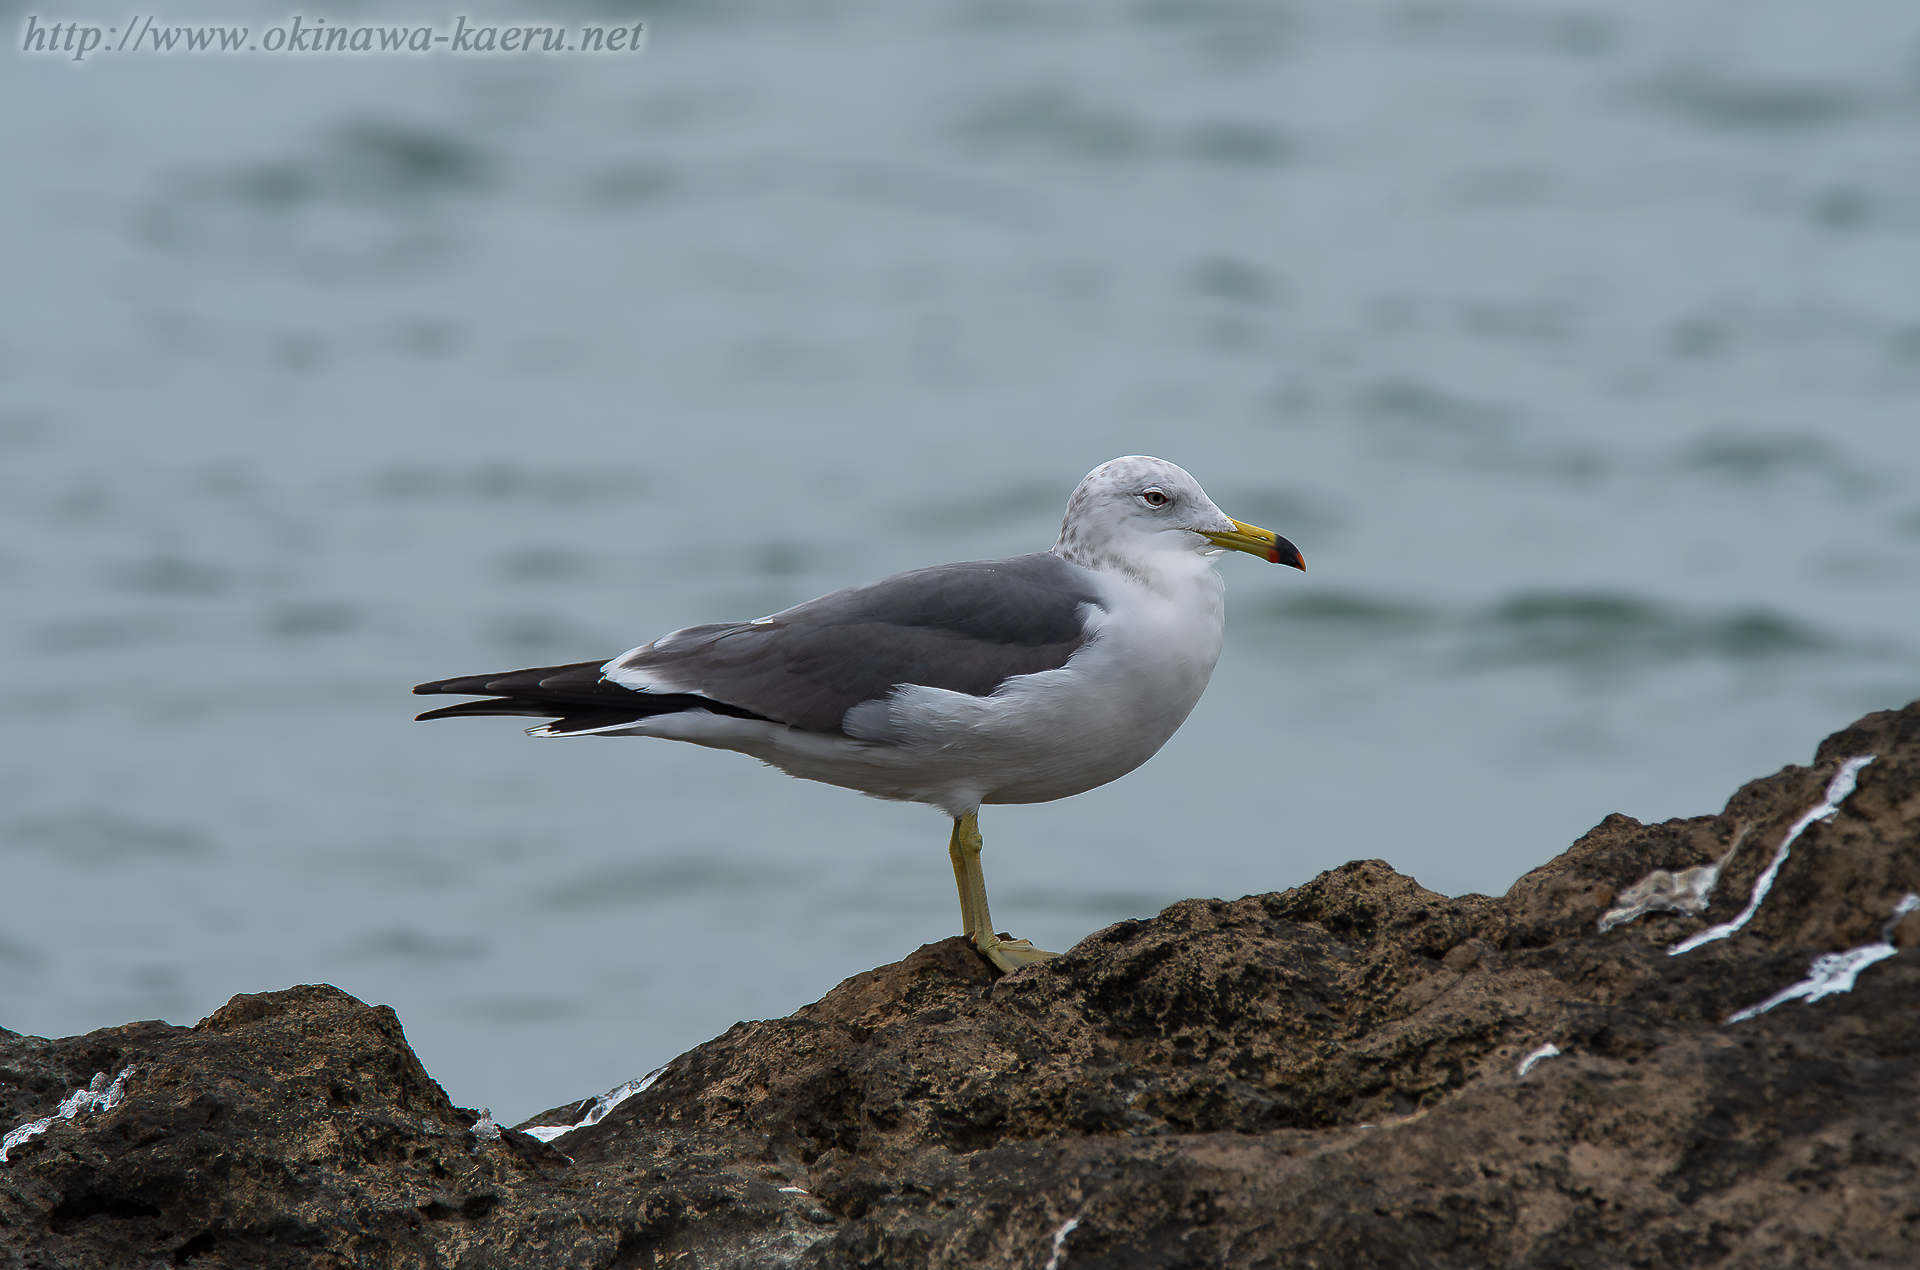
[{"x1": 415, "y1": 553, "x2": 1105, "y2": 736}]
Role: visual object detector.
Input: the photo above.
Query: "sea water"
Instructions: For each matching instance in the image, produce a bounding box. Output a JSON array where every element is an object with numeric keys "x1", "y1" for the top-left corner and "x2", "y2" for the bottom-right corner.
[{"x1": 2, "y1": 0, "x2": 1917, "y2": 1120}]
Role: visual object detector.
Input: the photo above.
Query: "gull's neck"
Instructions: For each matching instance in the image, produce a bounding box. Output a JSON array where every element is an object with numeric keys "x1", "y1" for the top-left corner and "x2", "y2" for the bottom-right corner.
[{"x1": 1053, "y1": 535, "x2": 1218, "y2": 595}]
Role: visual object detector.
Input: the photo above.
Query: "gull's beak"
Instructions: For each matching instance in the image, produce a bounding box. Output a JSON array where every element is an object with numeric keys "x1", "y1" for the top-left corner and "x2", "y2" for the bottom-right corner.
[{"x1": 1201, "y1": 518, "x2": 1306, "y2": 570}]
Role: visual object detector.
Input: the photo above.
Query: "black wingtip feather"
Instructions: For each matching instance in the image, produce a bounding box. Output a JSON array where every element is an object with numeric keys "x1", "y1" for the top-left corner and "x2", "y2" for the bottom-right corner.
[
  {"x1": 533, "y1": 709, "x2": 660, "y2": 735},
  {"x1": 415, "y1": 698, "x2": 562, "y2": 722},
  {"x1": 413, "y1": 661, "x2": 614, "y2": 699},
  {"x1": 411, "y1": 660, "x2": 779, "y2": 728}
]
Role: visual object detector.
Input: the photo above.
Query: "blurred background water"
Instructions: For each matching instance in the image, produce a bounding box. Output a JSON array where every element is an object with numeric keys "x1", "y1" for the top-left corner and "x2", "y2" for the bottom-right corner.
[{"x1": 3, "y1": 0, "x2": 1918, "y2": 1121}]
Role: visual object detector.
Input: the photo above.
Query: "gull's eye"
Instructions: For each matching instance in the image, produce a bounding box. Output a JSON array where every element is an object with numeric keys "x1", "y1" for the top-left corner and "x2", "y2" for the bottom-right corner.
[{"x1": 1140, "y1": 489, "x2": 1171, "y2": 508}]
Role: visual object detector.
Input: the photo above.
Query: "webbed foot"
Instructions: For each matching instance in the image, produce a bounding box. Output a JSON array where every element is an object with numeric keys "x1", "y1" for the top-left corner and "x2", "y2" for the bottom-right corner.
[{"x1": 975, "y1": 932, "x2": 1060, "y2": 973}]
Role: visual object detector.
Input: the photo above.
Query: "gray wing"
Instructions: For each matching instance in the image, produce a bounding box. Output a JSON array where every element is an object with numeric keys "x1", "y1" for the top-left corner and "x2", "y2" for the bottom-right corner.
[{"x1": 606, "y1": 552, "x2": 1105, "y2": 732}]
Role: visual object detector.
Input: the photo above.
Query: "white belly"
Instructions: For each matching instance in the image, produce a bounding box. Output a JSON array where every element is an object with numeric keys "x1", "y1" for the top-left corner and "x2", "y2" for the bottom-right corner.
[
  {"x1": 908, "y1": 572, "x2": 1226, "y2": 807},
  {"x1": 617, "y1": 564, "x2": 1229, "y2": 817}
]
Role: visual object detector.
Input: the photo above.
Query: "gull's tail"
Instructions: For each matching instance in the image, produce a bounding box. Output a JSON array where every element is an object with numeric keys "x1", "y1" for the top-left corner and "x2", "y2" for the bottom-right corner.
[{"x1": 412, "y1": 660, "x2": 771, "y2": 736}]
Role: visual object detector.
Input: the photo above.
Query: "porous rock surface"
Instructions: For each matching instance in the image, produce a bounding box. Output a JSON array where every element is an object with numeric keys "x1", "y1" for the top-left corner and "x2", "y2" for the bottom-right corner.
[{"x1": 4, "y1": 701, "x2": 1918, "y2": 1268}]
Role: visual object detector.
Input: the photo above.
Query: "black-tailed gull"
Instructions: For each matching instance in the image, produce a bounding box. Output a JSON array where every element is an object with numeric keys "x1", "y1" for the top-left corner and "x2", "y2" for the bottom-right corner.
[{"x1": 413, "y1": 456, "x2": 1303, "y2": 971}]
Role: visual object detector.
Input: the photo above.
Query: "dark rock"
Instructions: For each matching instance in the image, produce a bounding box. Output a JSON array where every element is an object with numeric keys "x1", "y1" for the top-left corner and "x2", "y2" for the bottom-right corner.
[{"x1": 5, "y1": 701, "x2": 1919, "y2": 1268}]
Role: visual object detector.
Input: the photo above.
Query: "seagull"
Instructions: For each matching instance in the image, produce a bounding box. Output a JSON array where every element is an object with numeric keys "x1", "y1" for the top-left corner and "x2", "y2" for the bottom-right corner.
[{"x1": 413, "y1": 456, "x2": 1304, "y2": 971}]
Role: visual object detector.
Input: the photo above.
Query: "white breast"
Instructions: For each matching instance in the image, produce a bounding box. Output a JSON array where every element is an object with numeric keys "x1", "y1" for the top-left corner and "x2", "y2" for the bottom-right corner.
[
  {"x1": 620, "y1": 552, "x2": 1231, "y2": 818},
  {"x1": 834, "y1": 557, "x2": 1227, "y2": 811}
]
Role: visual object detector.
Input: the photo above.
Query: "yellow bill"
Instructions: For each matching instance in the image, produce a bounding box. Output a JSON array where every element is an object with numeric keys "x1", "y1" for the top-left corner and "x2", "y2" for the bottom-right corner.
[{"x1": 1201, "y1": 519, "x2": 1305, "y2": 570}]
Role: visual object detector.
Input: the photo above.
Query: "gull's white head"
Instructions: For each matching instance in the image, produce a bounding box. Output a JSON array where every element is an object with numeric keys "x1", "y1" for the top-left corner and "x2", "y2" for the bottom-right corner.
[{"x1": 1053, "y1": 456, "x2": 1304, "y2": 577}]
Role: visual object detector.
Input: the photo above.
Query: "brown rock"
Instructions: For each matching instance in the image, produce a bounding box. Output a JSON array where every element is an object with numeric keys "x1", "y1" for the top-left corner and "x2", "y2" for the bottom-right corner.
[{"x1": 4, "y1": 701, "x2": 1919, "y2": 1268}]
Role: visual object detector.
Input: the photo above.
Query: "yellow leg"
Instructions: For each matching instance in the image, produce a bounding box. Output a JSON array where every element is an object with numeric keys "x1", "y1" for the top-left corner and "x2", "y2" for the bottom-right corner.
[{"x1": 947, "y1": 811, "x2": 1058, "y2": 972}]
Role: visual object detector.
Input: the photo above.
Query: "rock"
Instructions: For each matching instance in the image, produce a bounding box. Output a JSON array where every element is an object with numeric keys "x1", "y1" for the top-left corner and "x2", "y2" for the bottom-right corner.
[{"x1": 4, "y1": 701, "x2": 1919, "y2": 1268}]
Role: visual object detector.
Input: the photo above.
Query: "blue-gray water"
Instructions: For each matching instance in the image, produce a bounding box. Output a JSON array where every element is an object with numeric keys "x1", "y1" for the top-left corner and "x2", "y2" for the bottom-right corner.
[{"x1": 4, "y1": 0, "x2": 1918, "y2": 1121}]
